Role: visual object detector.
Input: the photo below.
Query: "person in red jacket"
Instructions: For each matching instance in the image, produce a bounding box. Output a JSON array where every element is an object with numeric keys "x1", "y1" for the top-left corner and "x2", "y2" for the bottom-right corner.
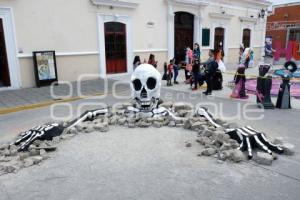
[{"x1": 167, "y1": 59, "x2": 174, "y2": 86}]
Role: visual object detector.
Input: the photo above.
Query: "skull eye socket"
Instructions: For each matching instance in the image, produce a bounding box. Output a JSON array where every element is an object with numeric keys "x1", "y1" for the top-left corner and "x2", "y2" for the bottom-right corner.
[
  {"x1": 146, "y1": 77, "x2": 157, "y2": 90},
  {"x1": 132, "y1": 79, "x2": 142, "y2": 91}
]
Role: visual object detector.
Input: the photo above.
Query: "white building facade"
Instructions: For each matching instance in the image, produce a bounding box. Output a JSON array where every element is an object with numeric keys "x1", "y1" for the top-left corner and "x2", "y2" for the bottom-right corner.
[{"x1": 0, "y1": 0, "x2": 271, "y2": 89}]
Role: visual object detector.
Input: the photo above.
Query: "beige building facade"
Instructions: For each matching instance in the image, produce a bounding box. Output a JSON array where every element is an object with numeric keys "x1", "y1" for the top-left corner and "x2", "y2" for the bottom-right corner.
[{"x1": 0, "y1": 0, "x2": 271, "y2": 90}]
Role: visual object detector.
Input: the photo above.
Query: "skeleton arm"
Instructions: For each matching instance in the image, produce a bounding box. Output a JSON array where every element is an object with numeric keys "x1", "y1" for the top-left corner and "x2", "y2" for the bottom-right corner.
[
  {"x1": 13, "y1": 108, "x2": 109, "y2": 151},
  {"x1": 194, "y1": 106, "x2": 284, "y2": 158},
  {"x1": 195, "y1": 107, "x2": 221, "y2": 128}
]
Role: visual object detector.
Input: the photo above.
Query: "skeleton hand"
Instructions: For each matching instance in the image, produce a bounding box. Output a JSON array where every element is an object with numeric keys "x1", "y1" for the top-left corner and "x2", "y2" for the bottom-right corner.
[
  {"x1": 195, "y1": 107, "x2": 221, "y2": 128},
  {"x1": 13, "y1": 123, "x2": 65, "y2": 151},
  {"x1": 195, "y1": 106, "x2": 284, "y2": 159},
  {"x1": 13, "y1": 108, "x2": 109, "y2": 151},
  {"x1": 226, "y1": 126, "x2": 284, "y2": 159}
]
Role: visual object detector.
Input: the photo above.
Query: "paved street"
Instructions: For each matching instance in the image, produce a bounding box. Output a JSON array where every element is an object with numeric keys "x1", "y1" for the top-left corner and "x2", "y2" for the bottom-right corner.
[{"x1": 0, "y1": 76, "x2": 300, "y2": 200}]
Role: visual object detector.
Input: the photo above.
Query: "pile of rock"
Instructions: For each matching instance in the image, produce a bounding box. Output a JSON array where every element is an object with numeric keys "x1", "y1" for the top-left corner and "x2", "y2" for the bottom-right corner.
[
  {"x1": 0, "y1": 101, "x2": 295, "y2": 175},
  {"x1": 0, "y1": 123, "x2": 82, "y2": 175}
]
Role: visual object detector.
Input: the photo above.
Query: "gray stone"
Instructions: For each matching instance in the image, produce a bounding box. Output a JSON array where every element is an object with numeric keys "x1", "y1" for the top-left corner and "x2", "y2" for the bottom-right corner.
[
  {"x1": 39, "y1": 149, "x2": 47, "y2": 156},
  {"x1": 31, "y1": 156, "x2": 43, "y2": 165},
  {"x1": 136, "y1": 121, "x2": 151, "y2": 128},
  {"x1": 0, "y1": 156, "x2": 12, "y2": 162},
  {"x1": 228, "y1": 149, "x2": 246, "y2": 163},
  {"x1": 18, "y1": 152, "x2": 30, "y2": 161},
  {"x1": 60, "y1": 134, "x2": 76, "y2": 140},
  {"x1": 168, "y1": 121, "x2": 176, "y2": 127},
  {"x1": 201, "y1": 130, "x2": 214, "y2": 137},
  {"x1": 67, "y1": 127, "x2": 77, "y2": 135},
  {"x1": 153, "y1": 121, "x2": 163, "y2": 128},
  {"x1": 153, "y1": 117, "x2": 164, "y2": 123},
  {"x1": 128, "y1": 123, "x2": 136, "y2": 128},
  {"x1": 3, "y1": 149, "x2": 14, "y2": 157},
  {"x1": 185, "y1": 143, "x2": 192, "y2": 148},
  {"x1": 220, "y1": 143, "x2": 232, "y2": 151},
  {"x1": 174, "y1": 118, "x2": 183, "y2": 125},
  {"x1": 117, "y1": 118, "x2": 126, "y2": 125},
  {"x1": 228, "y1": 139, "x2": 240, "y2": 149},
  {"x1": 52, "y1": 136, "x2": 60, "y2": 143},
  {"x1": 29, "y1": 149, "x2": 40, "y2": 156},
  {"x1": 84, "y1": 126, "x2": 95, "y2": 133},
  {"x1": 162, "y1": 119, "x2": 170, "y2": 126},
  {"x1": 173, "y1": 103, "x2": 192, "y2": 112},
  {"x1": 109, "y1": 116, "x2": 119, "y2": 125},
  {"x1": 196, "y1": 137, "x2": 211, "y2": 146},
  {"x1": 1, "y1": 165, "x2": 16, "y2": 173},
  {"x1": 177, "y1": 110, "x2": 192, "y2": 117},
  {"x1": 160, "y1": 101, "x2": 173, "y2": 109},
  {"x1": 280, "y1": 143, "x2": 295, "y2": 155},
  {"x1": 33, "y1": 140, "x2": 43, "y2": 146},
  {"x1": 34, "y1": 146, "x2": 57, "y2": 152},
  {"x1": 175, "y1": 123, "x2": 184, "y2": 127},
  {"x1": 215, "y1": 119, "x2": 226, "y2": 125},
  {"x1": 254, "y1": 152, "x2": 273, "y2": 165},
  {"x1": 23, "y1": 158, "x2": 34, "y2": 167},
  {"x1": 183, "y1": 120, "x2": 192, "y2": 129},
  {"x1": 200, "y1": 148, "x2": 217, "y2": 156},
  {"x1": 191, "y1": 122, "x2": 205, "y2": 131},
  {"x1": 95, "y1": 122, "x2": 109, "y2": 132},
  {"x1": 0, "y1": 143, "x2": 8, "y2": 150}
]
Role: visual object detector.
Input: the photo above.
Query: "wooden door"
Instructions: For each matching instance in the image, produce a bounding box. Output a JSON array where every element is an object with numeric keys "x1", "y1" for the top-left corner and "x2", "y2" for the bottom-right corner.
[
  {"x1": 105, "y1": 22, "x2": 127, "y2": 74},
  {"x1": 214, "y1": 27, "x2": 225, "y2": 51},
  {"x1": 0, "y1": 18, "x2": 11, "y2": 87},
  {"x1": 243, "y1": 29, "x2": 251, "y2": 48},
  {"x1": 174, "y1": 12, "x2": 194, "y2": 63}
]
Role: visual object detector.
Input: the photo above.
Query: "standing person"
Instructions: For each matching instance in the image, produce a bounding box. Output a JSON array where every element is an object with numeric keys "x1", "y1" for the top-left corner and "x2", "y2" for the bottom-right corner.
[
  {"x1": 213, "y1": 49, "x2": 225, "y2": 90},
  {"x1": 148, "y1": 54, "x2": 158, "y2": 68},
  {"x1": 230, "y1": 48, "x2": 250, "y2": 99},
  {"x1": 239, "y1": 44, "x2": 244, "y2": 64},
  {"x1": 203, "y1": 49, "x2": 219, "y2": 95},
  {"x1": 193, "y1": 43, "x2": 201, "y2": 60},
  {"x1": 173, "y1": 59, "x2": 179, "y2": 84},
  {"x1": 167, "y1": 59, "x2": 174, "y2": 86},
  {"x1": 192, "y1": 58, "x2": 200, "y2": 91},
  {"x1": 133, "y1": 56, "x2": 141, "y2": 71}
]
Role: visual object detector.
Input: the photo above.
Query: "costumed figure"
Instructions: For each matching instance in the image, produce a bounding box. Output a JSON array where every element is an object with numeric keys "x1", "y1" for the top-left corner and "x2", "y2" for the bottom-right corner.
[
  {"x1": 203, "y1": 50, "x2": 218, "y2": 95},
  {"x1": 230, "y1": 48, "x2": 250, "y2": 99},
  {"x1": 276, "y1": 61, "x2": 297, "y2": 109},
  {"x1": 213, "y1": 49, "x2": 225, "y2": 90},
  {"x1": 265, "y1": 36, "x2": 275, "y2": 58},
  {"x1": 256, "y1": 64, "x2": 274, "y2": 109},
  {"x1": 264, "y1": 36, "x2": 276, "y2": 65}
]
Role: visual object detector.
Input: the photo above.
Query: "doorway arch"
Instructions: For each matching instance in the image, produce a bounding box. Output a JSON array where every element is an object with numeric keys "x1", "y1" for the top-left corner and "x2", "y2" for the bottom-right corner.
[
  {"x1": 174, "y1": 12, "x2": 194, "y2": 63},
  {"x1": 104, "y1": 22, "x2": 127, "y2": 74},
  {"x1": 214, "y1": 27, "x2": 225, "y2": 51},
  {"x1": 242, "y1": 28, "x2": 251, "y2": 48}
]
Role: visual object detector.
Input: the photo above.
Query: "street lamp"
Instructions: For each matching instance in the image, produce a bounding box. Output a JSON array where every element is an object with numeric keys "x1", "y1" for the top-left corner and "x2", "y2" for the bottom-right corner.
[{"x1": 259, "y1": 9, "x2": 266, "y2": 19}]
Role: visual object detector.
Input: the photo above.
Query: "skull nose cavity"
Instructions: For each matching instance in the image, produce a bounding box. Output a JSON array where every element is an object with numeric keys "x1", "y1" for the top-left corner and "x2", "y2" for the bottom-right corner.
[{"x1": 140, "y1": 87, "x2": 148, "y2": 98}]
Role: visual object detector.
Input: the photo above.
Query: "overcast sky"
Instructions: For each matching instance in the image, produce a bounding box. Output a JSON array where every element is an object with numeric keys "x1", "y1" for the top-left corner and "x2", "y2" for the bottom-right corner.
[{"x1": 271, "y1": 0, "x2": 300, "y2": 5}]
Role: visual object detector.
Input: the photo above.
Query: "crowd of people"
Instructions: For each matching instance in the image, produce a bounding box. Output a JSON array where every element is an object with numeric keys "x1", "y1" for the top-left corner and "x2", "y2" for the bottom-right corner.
[{"x1": 133, "y1": 43, "x2": 253, "y2": 97}]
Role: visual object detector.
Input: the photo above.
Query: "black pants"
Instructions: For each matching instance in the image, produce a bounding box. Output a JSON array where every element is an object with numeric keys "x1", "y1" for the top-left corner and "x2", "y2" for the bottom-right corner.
[
  {"x1": 192, "y1": 72, "x2": 199, "y2": 89},
  {"x1": 205, "y1": 73, "x2": 213, "y2": 93}
]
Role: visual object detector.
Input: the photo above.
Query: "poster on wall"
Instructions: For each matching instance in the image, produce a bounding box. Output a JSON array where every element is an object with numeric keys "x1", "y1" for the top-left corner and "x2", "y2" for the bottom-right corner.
[{"x1": 33, "y1": 51, "x2": 58, "y2": 87}]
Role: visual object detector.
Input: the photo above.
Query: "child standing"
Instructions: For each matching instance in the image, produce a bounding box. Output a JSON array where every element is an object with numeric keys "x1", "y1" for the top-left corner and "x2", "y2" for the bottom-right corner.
[{"x1": 167, "y1": 59, "x2": 174, "y2": 86}]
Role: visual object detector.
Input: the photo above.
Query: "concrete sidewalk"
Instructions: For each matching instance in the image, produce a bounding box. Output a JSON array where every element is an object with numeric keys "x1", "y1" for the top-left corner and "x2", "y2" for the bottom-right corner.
[{"x1": 0, "y1": 79, "x2": 128, "y2": 110}]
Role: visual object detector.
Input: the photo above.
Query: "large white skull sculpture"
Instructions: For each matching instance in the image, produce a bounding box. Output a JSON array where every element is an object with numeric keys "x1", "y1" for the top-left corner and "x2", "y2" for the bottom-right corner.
[{"x1": 131, "y1": 64, "x2": 161, "y2": 111}]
